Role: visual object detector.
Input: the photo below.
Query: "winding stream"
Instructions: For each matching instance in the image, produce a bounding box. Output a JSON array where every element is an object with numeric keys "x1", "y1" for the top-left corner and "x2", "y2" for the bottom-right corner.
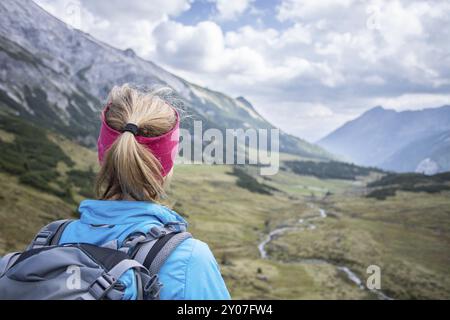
[{"x1": 258, "y1": 206, "x2": 393, "y2": 300}]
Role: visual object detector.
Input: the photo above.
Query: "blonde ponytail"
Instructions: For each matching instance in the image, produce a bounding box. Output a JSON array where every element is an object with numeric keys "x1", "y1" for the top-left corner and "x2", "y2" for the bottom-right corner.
[{"x1": 95, "y1": 84, "x2": 177, "y2": 201}]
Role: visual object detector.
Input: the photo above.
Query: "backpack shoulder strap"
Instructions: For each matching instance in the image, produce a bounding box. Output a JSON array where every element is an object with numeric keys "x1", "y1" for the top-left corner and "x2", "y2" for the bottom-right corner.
[
  {"x1": 28, "y1": 219, "x2": 74, "y2": 249},
  {"x1": 0, "y1": 252, "x2": 21, "y2": 276},
  {"x1": 133, "y1": 231, "x2": 192, "y2": 276}
]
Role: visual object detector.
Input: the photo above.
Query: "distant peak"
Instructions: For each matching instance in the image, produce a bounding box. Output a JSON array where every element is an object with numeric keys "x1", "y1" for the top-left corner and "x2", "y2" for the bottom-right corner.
[
  {"x1": 369, "y1": 105, "x2": 385, "y2": 112},
  {"x1": 236, "y1": 96, "x2": 254, "y2": 109},
  {"x1": 123, "y1": 48, "x2": 136, "y2": 58},
  {"x1": 362, "y1": 105, "x2": 392, "y2": 116}
]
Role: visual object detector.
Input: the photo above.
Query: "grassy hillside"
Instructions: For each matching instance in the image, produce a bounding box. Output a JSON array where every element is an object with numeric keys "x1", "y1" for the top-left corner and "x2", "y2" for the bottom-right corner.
[
  {"x1": 0, "y1": 115, "x2": 98, "y2": 252},
  {"x1": 366, "y1": 172, "x2": 450, "y2": 200},
  {"x1": 284, "y1": 160, "x2": 383, "y2": 180}
]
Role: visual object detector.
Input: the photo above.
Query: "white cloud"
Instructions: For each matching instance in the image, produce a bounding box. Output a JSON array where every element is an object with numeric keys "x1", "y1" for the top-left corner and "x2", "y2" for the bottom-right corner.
[
  {"x1": 364, "y1": 75, "x2": 386, "y2": 86},
  {"x1": 153, "y1": 21, "x2": 225, "y2": 72},
  {"x1": 225, "y1": 26, "x2": 279, "y2": 49},
  {"x1": 33, "y1": 0, "x2": 450, "y2": 141},
  {"x1": 252, "y1": 100, "x2": 352, "y2": 142},
  {"x1": 80, "y1": 0, "x2": 191, "y2": 21},
  {"x1": 153, "y1": 20, "x2": 347, "y2": 89},
  {"x1": 212, "y1": 0, "x2": 253, "y2": 21},
  {"x1": 372, "y1": 94, "x2": 450, "y2": 111},
  {"x1": 277, "y1": 0, "x2": 356, "y2": 22},
  {"x1": 305, "y1": 104, "x2": 334, "y2": 118},
  {"x1": 278, "y1": 23, "x2": 312, "y2": 46}
]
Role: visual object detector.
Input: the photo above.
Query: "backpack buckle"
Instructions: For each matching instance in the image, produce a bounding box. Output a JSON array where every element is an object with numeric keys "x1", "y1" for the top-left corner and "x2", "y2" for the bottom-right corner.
[
  {"x1": 31, "y1": 231, "x2": 53, "y2": 248},
  {"x1": 89, "y1": 273, "x2": 116, "y2": 299},
  {"x1": 143, "y1": 274, "x2": 162, "y2": 300},
  {"x1": 97, "y1": 273, "x2": 115, "y2": 290},
  {"x1": 148, "y1": 227, "x2": 166, "y2": 239}
]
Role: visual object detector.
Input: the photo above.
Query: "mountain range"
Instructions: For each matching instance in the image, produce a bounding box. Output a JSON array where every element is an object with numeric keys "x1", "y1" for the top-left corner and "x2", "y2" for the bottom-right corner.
[
  {"x1": 0, "y1": 0, "x2": 330, "y2": 160},
  {"x1": 318, "y1": 105, "x2": 450, "y2": 174},
  {"x1": 2, "y1": 0, "x2": 448, "y2": 175}
]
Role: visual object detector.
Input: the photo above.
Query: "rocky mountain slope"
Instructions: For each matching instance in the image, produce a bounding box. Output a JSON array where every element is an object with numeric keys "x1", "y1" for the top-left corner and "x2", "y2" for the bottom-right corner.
[{"x1": 0, "y1": 0, "x2": 329, "y2": 159}]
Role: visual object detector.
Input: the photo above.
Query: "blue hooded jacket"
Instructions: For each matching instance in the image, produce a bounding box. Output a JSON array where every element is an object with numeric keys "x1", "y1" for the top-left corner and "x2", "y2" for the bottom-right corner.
[{"x1": 59, "y1": 199, "x2": 231, "y2": 300}]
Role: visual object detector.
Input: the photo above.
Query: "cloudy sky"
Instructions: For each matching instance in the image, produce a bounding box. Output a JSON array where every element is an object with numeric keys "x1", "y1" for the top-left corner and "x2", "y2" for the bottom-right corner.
[{"x1": 34, "y1": 0, "x2": 450, "y2": 141}]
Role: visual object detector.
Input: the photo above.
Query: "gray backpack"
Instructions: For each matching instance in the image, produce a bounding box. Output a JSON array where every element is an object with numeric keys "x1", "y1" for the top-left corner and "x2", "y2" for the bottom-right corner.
[{"x1": 0, "y1": 219, "x2": 192, "y2": 300}]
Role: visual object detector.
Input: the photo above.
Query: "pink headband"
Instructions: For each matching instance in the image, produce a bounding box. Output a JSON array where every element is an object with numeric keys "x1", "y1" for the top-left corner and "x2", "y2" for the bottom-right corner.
[{"x1": 97, "y1": 104, "x2": 180, "y2": 177}]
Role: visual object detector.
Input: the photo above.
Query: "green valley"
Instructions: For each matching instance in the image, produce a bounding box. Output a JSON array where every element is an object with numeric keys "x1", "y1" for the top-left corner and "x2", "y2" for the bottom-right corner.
[{"x1": 1, "y1": 114, "x2": 449, "y2": 299}]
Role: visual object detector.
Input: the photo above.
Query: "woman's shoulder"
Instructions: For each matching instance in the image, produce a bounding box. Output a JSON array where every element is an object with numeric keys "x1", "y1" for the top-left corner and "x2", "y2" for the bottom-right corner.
[
  {"x1": 160, "y1": 237, "x2": 230, "y2": 299},
  {"x1": 167, "y1": 237, "x2": 216, "y2": 267}
]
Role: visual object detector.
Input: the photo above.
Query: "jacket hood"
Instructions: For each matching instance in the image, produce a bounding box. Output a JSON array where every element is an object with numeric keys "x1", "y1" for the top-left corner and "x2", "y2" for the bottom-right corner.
[{"x1": 78, "y1": 199, "x2": 187, "y2": 227}]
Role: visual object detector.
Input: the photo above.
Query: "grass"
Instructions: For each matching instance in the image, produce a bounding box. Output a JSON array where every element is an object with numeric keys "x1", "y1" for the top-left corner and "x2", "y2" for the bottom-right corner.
[
  {"x1": 285, "y1": 160, "x2": 382, "y2": 180},
  {"x1": 0, "y1": 114, "x2": 76, "y2": 200},
  {"x1": 268, "y1": 190, "x2": 450, "y2": 299},
  {"x1": 248, "y1": 163, "x2": 357, "y2": 198},
  {"x1": 366, "y1": 172, "x2": 450, "y2": 200},
  {"x1": 369, "y1": 172, "x2": 450, "y2": 187},
  {"x1": 0, "y1": 129, "x2": 15, "y2": 143},
  {"x1": 0, "y1": 173, "x2": 76, "y2": 253},
  {"x1": 166, "y1": 164, "x2": 375, "y2": 299},
  {"x1": 227, "y1": 166, "x2": 279, "y2": 195}
]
